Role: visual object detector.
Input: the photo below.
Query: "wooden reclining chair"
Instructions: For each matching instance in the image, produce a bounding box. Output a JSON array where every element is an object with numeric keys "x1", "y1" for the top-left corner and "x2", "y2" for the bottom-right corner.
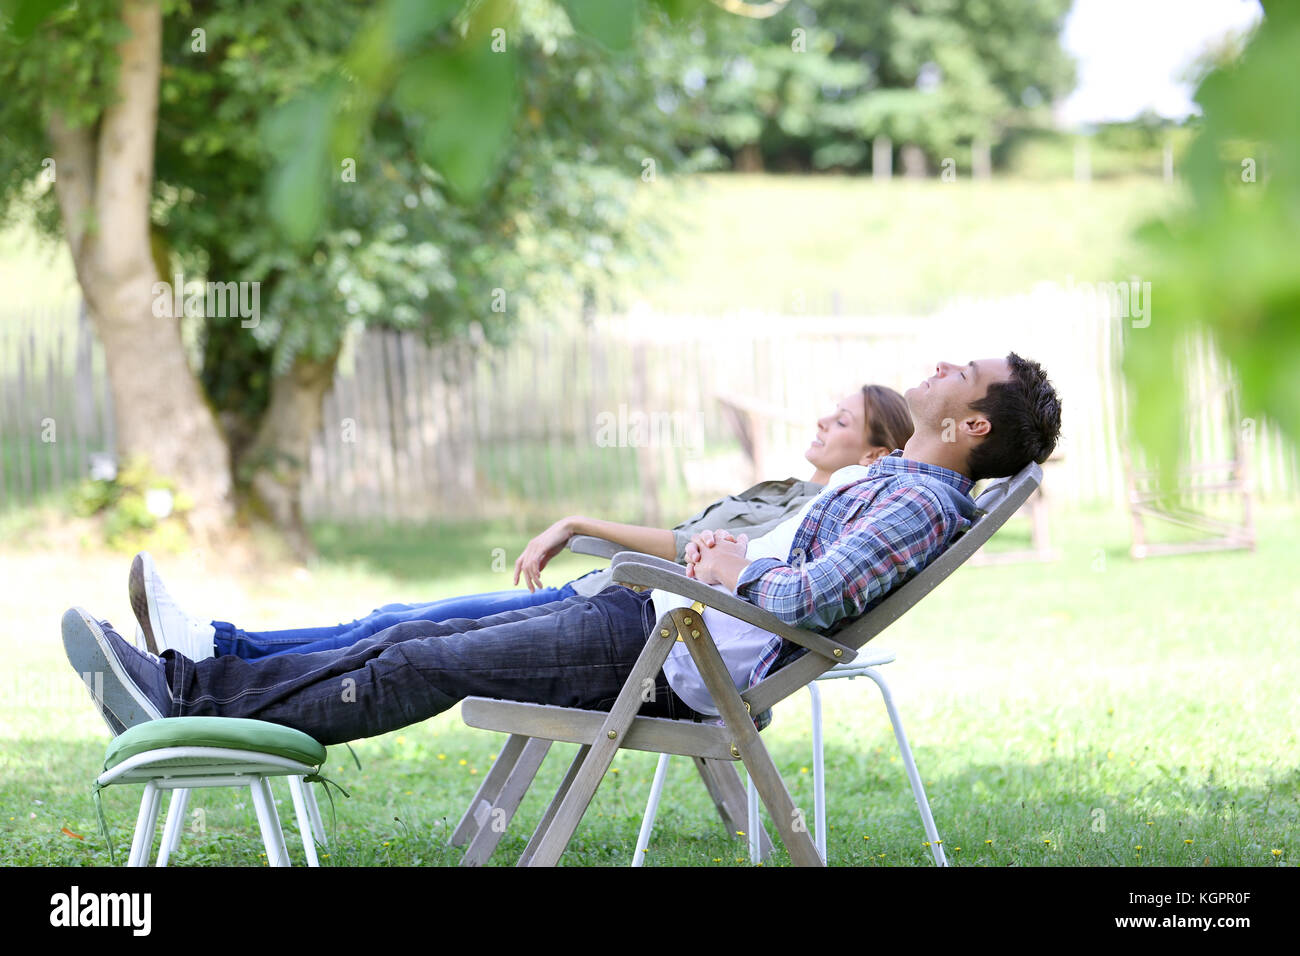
[{"x1": 450, "y1": 462, "x2": 1043, "y2": 866}]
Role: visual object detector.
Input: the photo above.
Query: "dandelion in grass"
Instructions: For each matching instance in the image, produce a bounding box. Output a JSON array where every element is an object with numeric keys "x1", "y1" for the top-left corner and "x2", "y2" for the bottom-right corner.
[
  {"x1": 437, "y1": 754, "x2": 446, "y2": 760},
  {"x1": 985, "y1": 839, "x2": 993, "y2": 845},
  {"x1": 458, "y1": 758, "x2": 467, "y2": 766},
  {"x1": 1272, "y1": 849, "x2": 1283, "y2": 858},
  {"x1": 1185, "y1": 839, "x2": 1194, "y2": 845},
  {"x1": 799, "y1": 767, "x2": 808, "y2": 774}
]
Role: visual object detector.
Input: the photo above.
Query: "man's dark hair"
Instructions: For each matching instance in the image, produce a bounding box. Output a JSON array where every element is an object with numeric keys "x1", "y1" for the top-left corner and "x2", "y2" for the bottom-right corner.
[{"x1": 966, "y1": 352, "x2": 1062, "y2": 481}]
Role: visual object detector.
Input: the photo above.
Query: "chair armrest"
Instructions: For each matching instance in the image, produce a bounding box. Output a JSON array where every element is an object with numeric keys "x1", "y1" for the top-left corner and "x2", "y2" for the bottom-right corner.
[
  {"x1": 610, "y1": 558, "x2": 856, "y2": 665},
  {"x1": 567, "y1": 535, "x2": 623, "y2": 560},
  {"x1": 610, "y1": 550, "x2": 689, "y2": 576}
]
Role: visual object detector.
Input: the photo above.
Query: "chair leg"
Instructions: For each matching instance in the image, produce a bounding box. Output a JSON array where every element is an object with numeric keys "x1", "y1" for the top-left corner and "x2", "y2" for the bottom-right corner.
[
  {"x1": 747, "y1": 774, "x2": 760, "y2": 862},
  {"x1": 128, "y1": 781, "x2": 163, "y2": 867},
  {"x1": 450, "y1": 733, "x2": 528, "y2": 847},
  {"x1": 250, "y1": 777, "x2": 291, "y2": 867},
  {"x1": 682, "y1": 613, "x2": 823, "y2": 866},
  {"x1": 157, "y1": 788, "x2": 191, "y2": 867},
  {"x1": 809, "y1": 682, "x2": 827, "y2": 862},
  {"x1": 287, "y1": 776, "x2": 321, "y2": 867},
  {"x1": 519, "y1": 744, "x2": 589, "y2": 867},
  {"x1": 461, "y1": 737, "x2": 552, "y2": 867},
  {"x1": 524, "y1": 626, "x2": 677, "y2": 866},
  {"x1": 697, "y1": 757, "x2": 772, "y2": 862},
  {"x1": 632, "y1": 753, "x2": 672, "y2": 867},
  {"x1": 861, "y1": 668, "x2": 948, "y2": 867}
]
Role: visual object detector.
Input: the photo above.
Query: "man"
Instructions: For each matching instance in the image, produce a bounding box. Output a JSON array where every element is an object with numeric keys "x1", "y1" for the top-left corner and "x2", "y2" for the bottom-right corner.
[
  {"x1": 63, "y1": 354, "x2": 1062, "y2": 746},
  {"x1": 128, "y1": 384, "x2": 913, "y2": 661}
]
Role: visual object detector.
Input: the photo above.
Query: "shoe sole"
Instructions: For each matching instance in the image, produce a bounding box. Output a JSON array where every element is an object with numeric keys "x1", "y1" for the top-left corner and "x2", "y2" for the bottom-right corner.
[
  {"x1": 62, "y1": 607, "x2": 164, "y2": 732},
  {"x1": 129, "y1": 552, "x2": 162, "y2": 655}
]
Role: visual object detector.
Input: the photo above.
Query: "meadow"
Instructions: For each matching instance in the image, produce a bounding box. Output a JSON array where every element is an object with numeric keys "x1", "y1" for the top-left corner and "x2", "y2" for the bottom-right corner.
[{"x1": 1, "y1": 503, "x2": 1294, "y2": 866}]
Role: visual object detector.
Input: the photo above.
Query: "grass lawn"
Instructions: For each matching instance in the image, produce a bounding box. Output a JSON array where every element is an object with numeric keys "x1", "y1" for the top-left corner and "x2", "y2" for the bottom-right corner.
[{"x1": 1, "y1": 501, "x2": 1295, "y2": 867}]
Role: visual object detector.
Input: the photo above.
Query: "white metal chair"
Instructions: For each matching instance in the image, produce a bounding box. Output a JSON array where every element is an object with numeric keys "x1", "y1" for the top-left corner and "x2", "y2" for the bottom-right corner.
[
  {"x1": 630, "y1": 648, "x2": 944, "y2": 866},
  {"x1": 94, "y1": 717, "x2": 329, "y2": 866}
]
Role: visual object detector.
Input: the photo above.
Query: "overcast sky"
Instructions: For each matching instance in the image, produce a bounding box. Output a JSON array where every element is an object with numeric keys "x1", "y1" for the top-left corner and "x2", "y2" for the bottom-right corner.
[{"x1": 1055, "y1": 0, "x2": 1264, "y2": 127}]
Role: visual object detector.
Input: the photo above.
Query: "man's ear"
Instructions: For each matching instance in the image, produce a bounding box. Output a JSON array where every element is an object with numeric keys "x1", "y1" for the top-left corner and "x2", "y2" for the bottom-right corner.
[
  {"x1": 964, "y1": 415, "x2": 992, "y2": 439},
  {"x1": 858, "y1": 446, "x2": 889, "y2": 465}
]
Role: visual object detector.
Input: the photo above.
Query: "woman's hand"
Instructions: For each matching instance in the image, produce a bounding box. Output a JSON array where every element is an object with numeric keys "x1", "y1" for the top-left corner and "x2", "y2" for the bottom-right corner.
[
  {"x1": 686, "y1": 529, "x2": 747, "y2": 585},
  {"x1": 514, "y1": 518, "x2": 575, "y2": 592}
]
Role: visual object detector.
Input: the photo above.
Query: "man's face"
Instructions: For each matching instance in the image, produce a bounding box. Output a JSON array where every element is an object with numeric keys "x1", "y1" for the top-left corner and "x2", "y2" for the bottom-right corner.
[{"x1": 905, "y1": 357, "x2": 1011, "y2": 431}]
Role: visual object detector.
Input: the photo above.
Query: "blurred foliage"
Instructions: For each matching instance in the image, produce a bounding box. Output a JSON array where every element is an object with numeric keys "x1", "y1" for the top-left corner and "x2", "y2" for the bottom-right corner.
[
  {"x1": 0, "y1": 0, "x2": 711, "y2": 437},
  {"x1": 1123, "y1": 2, "x2": 1299, "y2": 486},
  {"x1": 646, "y1": 0, "x2": 1076, "y2": 172},
  {"x1": 68, "y1": 455, "x2": 195, "y2": 551},
  {"x1": 1003, "y1": 117, "x2": 1198, "y2": 181}
]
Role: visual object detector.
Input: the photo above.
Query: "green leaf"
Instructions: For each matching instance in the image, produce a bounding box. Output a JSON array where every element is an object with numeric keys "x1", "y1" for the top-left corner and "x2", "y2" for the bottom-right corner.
[
  {"x1": 559, "y1": 0, "x2": 637, "y2": 52},
  {"x1": 387, "y1": 0, "x2": 463, "y2": 54},
  {"x1": 264, "y1": 86, "x2": 336, "y2": 244},
  {"x1": 646, "y1": 0, "x2": 698, "y2": 22},
  {"x1": 2, "y1": 0, "x2": 73, "y2": 39},
  {"x1": 394, "y1": 43, "x2": 517, "y2": 202}
]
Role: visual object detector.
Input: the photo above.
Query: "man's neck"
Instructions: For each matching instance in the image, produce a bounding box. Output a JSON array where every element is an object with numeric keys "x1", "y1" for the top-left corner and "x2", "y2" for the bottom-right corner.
[{"x1": 901, "y1": 434, "x2": 971, "y2": 478}]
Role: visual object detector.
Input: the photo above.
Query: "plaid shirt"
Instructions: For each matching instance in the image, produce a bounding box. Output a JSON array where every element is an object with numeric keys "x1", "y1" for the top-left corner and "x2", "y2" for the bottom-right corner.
[{"x1": 738, "y1": 451, "x2": 977, "y2": 688}]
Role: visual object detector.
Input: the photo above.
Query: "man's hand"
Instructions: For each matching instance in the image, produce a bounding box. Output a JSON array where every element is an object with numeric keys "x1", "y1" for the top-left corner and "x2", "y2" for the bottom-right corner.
[
  {"x1": 514, "y1": 518, "x2": 574, "y2": 592},
  {"x1": 686, "y1": 529, "x2": 749, "y2": 588}
]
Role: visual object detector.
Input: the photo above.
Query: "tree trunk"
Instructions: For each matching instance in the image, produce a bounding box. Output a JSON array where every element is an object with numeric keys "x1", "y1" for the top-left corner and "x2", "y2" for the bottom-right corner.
[
  {"x1": 48, "y1": 0, "x2": 233, "y2": 540},
  {"x1": 734, "y1": 142, "x2": 765, "y2": 172},
  {"x1": 244, "y1": 351, "x2": 341, "y2": 561}
]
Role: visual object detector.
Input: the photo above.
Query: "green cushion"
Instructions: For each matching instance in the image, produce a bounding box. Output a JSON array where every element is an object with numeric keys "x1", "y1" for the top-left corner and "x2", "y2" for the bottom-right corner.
[{"x1": 104, "y1": 717, "x2": 327, "y2": 771}]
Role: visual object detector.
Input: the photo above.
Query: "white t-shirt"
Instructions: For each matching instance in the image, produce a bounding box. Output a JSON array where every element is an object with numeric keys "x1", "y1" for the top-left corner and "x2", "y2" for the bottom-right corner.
[{"x1": 654, "y1": 465, "x2": 871, "y2": 715}]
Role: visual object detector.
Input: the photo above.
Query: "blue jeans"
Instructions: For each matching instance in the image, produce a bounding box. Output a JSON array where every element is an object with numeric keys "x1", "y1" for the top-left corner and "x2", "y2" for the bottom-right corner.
[
  {"x1": 166, "y1": 587, "x2": 702, "y2": 746},
  {"x1": 212, "y1": 584, "x2": 578, "y2": 660}
]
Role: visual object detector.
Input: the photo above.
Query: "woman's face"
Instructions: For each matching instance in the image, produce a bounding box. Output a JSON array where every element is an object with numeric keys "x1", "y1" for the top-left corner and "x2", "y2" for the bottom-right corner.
[{"x1": 805, "y1": 391, "x2": 889, "y2": 472}]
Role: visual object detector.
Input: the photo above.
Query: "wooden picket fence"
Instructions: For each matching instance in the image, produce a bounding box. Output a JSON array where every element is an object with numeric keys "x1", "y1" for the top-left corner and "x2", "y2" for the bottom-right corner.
[
  {"x1": 0, "y1": 300, "x2": 116, "y2": 512},
  {"x1": 2, "y1": 294, "x2": 1296, "y2": 525}
]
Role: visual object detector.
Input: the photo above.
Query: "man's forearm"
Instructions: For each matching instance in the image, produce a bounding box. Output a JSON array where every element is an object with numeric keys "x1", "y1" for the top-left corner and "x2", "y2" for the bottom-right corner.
[{"x1": 565, "y1": 517, "x2": 677, "y2": 561}]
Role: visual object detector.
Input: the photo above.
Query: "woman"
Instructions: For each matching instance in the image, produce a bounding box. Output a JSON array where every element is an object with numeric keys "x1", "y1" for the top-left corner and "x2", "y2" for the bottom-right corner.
[{"x1": 132, "y1": 385, "x2": 914, "y2": 661}]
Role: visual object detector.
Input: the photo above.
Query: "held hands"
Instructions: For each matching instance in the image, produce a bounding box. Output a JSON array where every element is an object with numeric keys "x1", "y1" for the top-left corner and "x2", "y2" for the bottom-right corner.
[
  {"x1": 685, "y1": 529, "x2": 749, "y2": 586},
  {"x1": 514, "y1": 518, "x2": 574, "y2": 592}
]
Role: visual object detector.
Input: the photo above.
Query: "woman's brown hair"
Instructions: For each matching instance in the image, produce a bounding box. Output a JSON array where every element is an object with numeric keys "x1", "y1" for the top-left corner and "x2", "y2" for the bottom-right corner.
[{"x1": 861, "y1": 384, "x2": 914, "y2": 453}]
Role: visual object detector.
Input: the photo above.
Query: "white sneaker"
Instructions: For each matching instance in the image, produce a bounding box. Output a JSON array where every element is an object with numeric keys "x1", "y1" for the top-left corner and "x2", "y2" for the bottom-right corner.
[{"x1": 128, "y1": 552, "x2": 216, "y2": 660}]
